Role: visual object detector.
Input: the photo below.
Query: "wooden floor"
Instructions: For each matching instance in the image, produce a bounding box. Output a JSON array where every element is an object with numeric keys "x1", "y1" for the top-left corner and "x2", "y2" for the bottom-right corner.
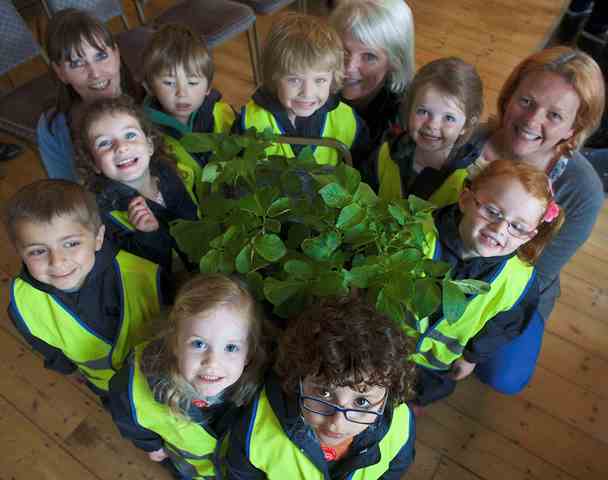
[{"x1": 1, "y1": 1, "x2": 606, "y2": 479}]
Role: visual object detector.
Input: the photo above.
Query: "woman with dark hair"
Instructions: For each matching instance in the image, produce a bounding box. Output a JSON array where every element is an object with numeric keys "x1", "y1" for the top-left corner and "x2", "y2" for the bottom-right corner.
[{"x1": 37, "y1": 8, "x2": 141, "y2": 180}]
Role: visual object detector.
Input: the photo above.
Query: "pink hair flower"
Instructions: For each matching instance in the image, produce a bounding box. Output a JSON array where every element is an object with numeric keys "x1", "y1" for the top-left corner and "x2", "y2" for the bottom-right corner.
[{"x1": 543, "y1": 201, "x2": 560, "y2": 223}]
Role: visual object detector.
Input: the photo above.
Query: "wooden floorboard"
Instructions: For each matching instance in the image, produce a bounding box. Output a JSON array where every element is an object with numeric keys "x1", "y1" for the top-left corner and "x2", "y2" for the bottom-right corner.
[{"x1": 1, "y1": 1, "x2": 606, "y2": 479}]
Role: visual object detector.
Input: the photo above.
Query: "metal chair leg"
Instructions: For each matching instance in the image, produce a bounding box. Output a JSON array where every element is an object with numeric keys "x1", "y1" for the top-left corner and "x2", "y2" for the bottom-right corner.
[
  {"x1": 133, "y1": 0, "x2": 147, "y2": 25},
  {"x1": 120, "y1": 13, "x2": 130, "y2": 30},
  {"x1": 246, "y1": 22, "x2": 262, "y2": 85}
]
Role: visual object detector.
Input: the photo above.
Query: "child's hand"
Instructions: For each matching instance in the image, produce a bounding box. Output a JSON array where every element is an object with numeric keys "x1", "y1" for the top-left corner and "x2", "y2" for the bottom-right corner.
[
  {"x1": 450, "y1": 358, "x2": 477, "y2": 381},
  {"x1": 128, "y1": 196, "x2": 159, "y2": 232},
  {"x1": 148, "y1": 448, "x2": 169, "y2": 462}
]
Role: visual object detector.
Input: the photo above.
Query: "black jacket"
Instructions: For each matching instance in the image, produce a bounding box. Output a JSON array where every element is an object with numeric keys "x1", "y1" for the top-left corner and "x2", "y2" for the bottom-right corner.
[
  {"x1": 96, "y1": 161, "x2": 198, "y2": 271},
  {"x1": 226, "y1": 372, "x2": 415, "y2": 480}
]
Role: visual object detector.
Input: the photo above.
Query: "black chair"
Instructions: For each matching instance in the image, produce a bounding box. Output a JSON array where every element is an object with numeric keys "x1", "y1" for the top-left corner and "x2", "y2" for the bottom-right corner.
[{"x1": 40, "y1": 0, "x2": 130, "y2": 29}]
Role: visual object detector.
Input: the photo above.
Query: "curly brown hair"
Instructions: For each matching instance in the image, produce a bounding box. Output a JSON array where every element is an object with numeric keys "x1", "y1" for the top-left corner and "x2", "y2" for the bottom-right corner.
[
  {"x1": 74, "y1": 95, "x2": 176, "y2": 193},
  {"x1": 275, "y1": 297, "x2": 417, "y2": 405}
]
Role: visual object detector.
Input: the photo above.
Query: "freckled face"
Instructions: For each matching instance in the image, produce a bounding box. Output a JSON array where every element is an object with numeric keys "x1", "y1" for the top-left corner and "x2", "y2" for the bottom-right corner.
[
  {"x1": 458, "y1": 177, "x2": 545, "y2": 258},
  {"x1": 177, "y1": 306, "x2": 251, "y2": 397}
]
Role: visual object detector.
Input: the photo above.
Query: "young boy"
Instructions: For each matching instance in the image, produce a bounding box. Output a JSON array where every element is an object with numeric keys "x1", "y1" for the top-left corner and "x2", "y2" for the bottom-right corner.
[
  {"x1": 141, "y1": 24, "x2": 235, "y2": 172},
  {"x1": 226, "y1": 297, "x2": 417, "y2": 479},
  {"x1": 236, "y1": 12, "x2": 370, "y2": 167},
  {"x1": 5, "y1": 180, "x2": 166, "y2": 401}
]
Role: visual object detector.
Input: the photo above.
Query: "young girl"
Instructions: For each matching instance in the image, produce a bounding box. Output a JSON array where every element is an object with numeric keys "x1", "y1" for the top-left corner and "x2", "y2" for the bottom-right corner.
[
  {"x1": 366, "y1": 57, "x2": 483, "y2": 201},
  {"x1": 226, "y1": 297, "x2": 417, "y2": 479},
  {"x1": 38, "y1": 8, "x2": 142, "y2": 180},
  {"x1": 109, "y1": 274, "x2": 270, "y2": 478},
  {"x1": 410, "y1": 159, "x2": 564, "y2": 406},
  {"x1": 76, "y1": 95, "x2": 199, "y2": 272}
]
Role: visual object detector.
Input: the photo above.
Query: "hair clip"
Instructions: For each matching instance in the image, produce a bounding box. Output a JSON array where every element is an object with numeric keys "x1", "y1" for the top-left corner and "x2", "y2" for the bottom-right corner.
[{"x1": 543, "y1": 200, "x2": 560, "y2": 223}]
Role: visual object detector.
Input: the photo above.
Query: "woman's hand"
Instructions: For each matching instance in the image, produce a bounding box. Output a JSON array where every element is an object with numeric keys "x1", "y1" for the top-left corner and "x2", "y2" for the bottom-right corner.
[
  {"x1": 148, "y1": 448, "x2": 169, "y2": 462},
  {"x1": 128, "y1": 196, "x2": 159, "y2": 232},
  {"x1": 450, "y1": 358, "x2": 477, "y2": 381}
]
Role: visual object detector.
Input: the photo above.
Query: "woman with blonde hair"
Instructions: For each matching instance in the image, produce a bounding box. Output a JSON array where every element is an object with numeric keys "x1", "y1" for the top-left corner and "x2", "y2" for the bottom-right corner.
[{"x1": 330, "y1": 0, "x2": 415, "y2": 147}]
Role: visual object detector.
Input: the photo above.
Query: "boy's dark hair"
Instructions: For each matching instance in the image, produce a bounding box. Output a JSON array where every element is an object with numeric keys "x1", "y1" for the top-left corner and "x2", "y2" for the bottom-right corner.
[
  {"x1": 4, "y1": 179, "x2": 102, "y2": 243},
  {"x1": 142, "y1": 23, "x2": 214, "y2": 86},
  {"x1": 75, "y1": 95, "x2": 176, "y2": 192},
  {"x1": 276, "y1": 296, "x2": 417, "y2": 405}
]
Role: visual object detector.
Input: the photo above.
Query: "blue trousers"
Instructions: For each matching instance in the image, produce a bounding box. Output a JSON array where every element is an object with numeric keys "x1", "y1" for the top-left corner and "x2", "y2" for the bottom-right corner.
[{"x1": 475, "y1": 310, "x2": 545, "y2": 395}]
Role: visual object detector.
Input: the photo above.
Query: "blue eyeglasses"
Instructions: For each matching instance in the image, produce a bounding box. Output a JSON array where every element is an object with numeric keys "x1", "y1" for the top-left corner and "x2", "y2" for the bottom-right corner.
[{"x1": 298, "y1": 380, "x2": 387, "y2": 425}]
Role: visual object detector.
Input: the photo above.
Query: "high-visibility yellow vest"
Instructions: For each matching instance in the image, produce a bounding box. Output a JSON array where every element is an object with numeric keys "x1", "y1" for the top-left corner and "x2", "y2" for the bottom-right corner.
[
  {"x1": 428, "y1": 168, "x2": 469, "y2": 207},
  {"x1": 246, "y1": 387, "x2": 412, "y2": 479},
  {"x1": 242, "y1": 100, "x2": 358, "y2": 166},
  {"x1": 377, "y1": 140, "x2": 404, "y2": 201},
  {"x1": 129, "y1": 342, "x2": 218, "y2": 479},
  {"x1": 10, "y1": 251, "x2": 160, "y2": 391},
  {"x1": 404, "y1": 227, "x2": 535, "y2": 370}
]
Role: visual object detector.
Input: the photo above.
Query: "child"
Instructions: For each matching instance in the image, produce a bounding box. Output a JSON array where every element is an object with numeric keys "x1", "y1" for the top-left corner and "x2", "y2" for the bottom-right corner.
[
  {"x1": 76, "y1": 95, "x2": 199, "y2": 272},
  {"x1": 226, "y1": 297, "x2": 417, "y2": 479},
  {"x1": 141, "y1": 23, "x2": 235, "y2": 173},
  {"x1": 37, "y1": 8, "x2": 142, "y2": 180},
  {"x1": 409, "y1": 160, "x2": 564, "y2": 405},
  {"x1": 367, "y1": 57, "x2": 483, "y2": 201},
  {"x1": 5, "y1": 179, "x2": 164, "y2": 401},
  {"x1": 109, "y1": 273, "x2": 270, "y2": 478},
  {"x1": 236, "y1": 12, "x2": 370, "y2": 166}
]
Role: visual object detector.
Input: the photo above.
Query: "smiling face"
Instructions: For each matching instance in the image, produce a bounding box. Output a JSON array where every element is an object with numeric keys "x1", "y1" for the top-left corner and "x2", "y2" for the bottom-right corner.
[
  {"x1": 15, "y1": 215, "x2": 104, "y2": 291},
  {"x1": 87, "y1": 112, "x2": 154, "y2": 188},
  {"x1": 501, "y1": 70, "x2": 580, "y2": 167},
  {"x1": 52, "y1": 38, "x2": 121, "y2": 104},
  {"x1": 341, "y1": 32, "x2": 390, "y2": 105},
  {"x1": 177, "y1": 305, "x2": 251, "y2": 398},
  {"x1": 149, "y1": 65, "x2": 210, "y2": 125},
  {"x1": 276, "y1": 69, "x2": 334, "y2": 124},
  {"x1": 301, "y1": 378, "x2": 387, "y2": 447},
  {"x1": 408, "y1": 84, "x2": 467, "y2": 154},
  {"x1": 458, "y1": 176, "x2": 545, "y2": 258}
]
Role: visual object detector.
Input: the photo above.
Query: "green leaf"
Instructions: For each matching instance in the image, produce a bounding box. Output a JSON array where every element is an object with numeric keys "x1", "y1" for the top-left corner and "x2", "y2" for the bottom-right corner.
[
  {"x1": 267, "y1": 197, "x2": 291, "y2": 217},
  {"x1": 347, "y1": 265, "x2": 378, "y2": 288},
  {"x1": 302, "y1": 231, "x2": 341, "y2": 261},
  {"x1": 451, "y1": 279, "x2": 491, "y2": 295},
  {"x1": 170, "y1": 219, "x2": 221, "y2": 264},
  {"x1": 336, "y1": 203, "x2": 365, "y2": 230},
  {"x1": 319, "y1": 183, "x2": 352, "y2": 208},
  {"x1": 377, "y1": 286, "x2": 406, "y2": 324},
  {"x1": 235, "y1": 244, "x2": 252, "y2": 274},
  {"x1": 264, "y1": 277, "x2": 302, "y2": 306},
  {"x1": 200, "y1": 249, "x2": 220, "y2": 273},
  {"x1": 245, "y1": 272, "x2": 265, "y2": 301},
  {"x1": 296, "y1": 145, "x2": 315, "y2": 163},
  {"x1": 284, "y1": 259, "x2": 314, "y2": 280},
  {"x1": 181, "y1": 132, "x2": 217, "y2": 153},
  {"x1": 388, "y1": 203, "x2": 408, "y2": 226},
  {"x1": 201, "y1": 163, "x2": 220, "y2": 183},
  {"x1": 443, "y1": 280, "x2": 467, "y2": 324},
  {"x1": 353, "y1": 182, "x2": 378, "y2": 206},
  {"x1": 412, "y1": 278, "x2": 441, "y2": 319},
  {"x1": 311, "y1": 271, "x2": 348, "y2": 297},
  {"x1": 253, "y1": 234, "x2": 287, "y2": 262},
  {"x1": 334, "y1": 163, "x2": 361, "y2": 194},
  {"x1": 239, "y1": 194, "x2": 265, "y2": 216},
  {"x1": 407, "y1": 195, "x2": 435, "y2": 214},
  {"x1": 421, "y1": 260, "x2": 451, "y2": 277}
]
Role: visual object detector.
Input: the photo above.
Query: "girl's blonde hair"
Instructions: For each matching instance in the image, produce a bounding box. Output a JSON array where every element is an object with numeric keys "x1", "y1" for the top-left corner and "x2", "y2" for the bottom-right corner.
[
  {"x1": 141, "y1": 274, "x2": 269, "y2": 418},
  {"x1": 330, "y1": 0, "x2": 415, "y2": 95},
  {"x1": 75, "y1": 95, "x2": 175, "y2": 192},
  {"x1": 402, "y1": 57, "x2": 484, "y2": 147},
  {"x1": 497, "y1": 46, "x2": 605, "y2": 155},
  {"x1": 469, "y1": 160, "x2": 565, "y2": 265},
  {"x1": 262, "y1": 12, "x2": 344, "y2": 95}
]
